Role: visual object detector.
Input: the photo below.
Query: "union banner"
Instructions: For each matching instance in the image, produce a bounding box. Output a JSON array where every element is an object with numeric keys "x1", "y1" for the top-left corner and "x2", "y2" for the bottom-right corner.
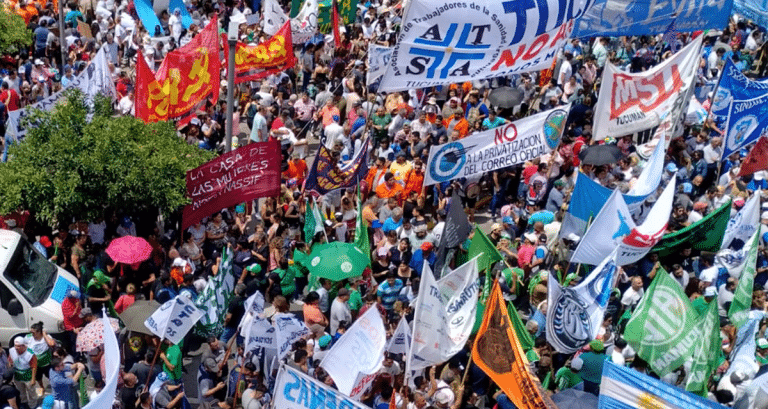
[{"x1": 222, "y1": 21, "x2": 297, "y2": 84}]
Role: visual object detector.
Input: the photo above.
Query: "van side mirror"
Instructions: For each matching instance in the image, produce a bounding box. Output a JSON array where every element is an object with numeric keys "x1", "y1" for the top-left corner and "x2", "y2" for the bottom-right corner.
[{"x1": 7, "y1": 299, "x2": 22, "y2": 316}]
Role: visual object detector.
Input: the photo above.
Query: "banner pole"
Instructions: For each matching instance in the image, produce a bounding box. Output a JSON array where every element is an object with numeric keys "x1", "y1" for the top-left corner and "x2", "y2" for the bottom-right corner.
[
  {"x1": 142, "y1": 339, "x2": 163, "y2": 393},
  {"x1": 225, "y1": 21, "x2": 238, "y2": 152}
]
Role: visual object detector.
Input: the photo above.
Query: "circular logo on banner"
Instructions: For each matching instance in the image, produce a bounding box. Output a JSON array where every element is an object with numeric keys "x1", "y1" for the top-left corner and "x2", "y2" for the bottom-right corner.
[
  {"x1": 544, "y1": 109, "x2": 568, "y2": 149},
  {"x1": 429, "y1": 142, "x2": 467, "y2": 183},
  {"x1": 549, "y1": 290, "x2": 592, "y2": 352},
  {"x1": 311, "y1": 257, "x2": 321, "y2": 267},
  {"x1": 639, "y1": 286, "x2": 690, "y2": 347},
  {"x1": 340, "y1": 261, "x2": 353, "y2": 273},
  {"x1": 712, "y1": 88, "x2": 731, "y2": 112},
  {"x1": 727, "y1": 115, "x2": 758, "y2": 150}
]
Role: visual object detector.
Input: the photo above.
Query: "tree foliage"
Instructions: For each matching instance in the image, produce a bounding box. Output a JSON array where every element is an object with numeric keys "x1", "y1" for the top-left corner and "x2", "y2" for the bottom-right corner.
[
  {"x1": 0, "y1": 90, "x2": 214, "y2": 226},
  {"x1": 0, "y1": 8, "x2": 31, "y2": 55}
]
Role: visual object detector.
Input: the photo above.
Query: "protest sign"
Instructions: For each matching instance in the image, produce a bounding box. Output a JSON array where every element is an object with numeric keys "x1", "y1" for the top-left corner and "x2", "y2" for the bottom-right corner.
[
  {"x1": 244, "y1": 315, "x2": 276, "y2": 352},
  {"x1": 135, "y1": 16, "x2": 221, "y2": 125},
  {"x1": 263, "y1": 0, "x2": 289, "y2": 35},
  {"x1": 572, "y1": 0, "x2": 732, "y2": 38},
  {"x1": 723, "y1": 93, "x2": 768, "y2": 158},
  {"x1": 386, "y1": 317, "x2": 412, "y2": 356},
  {"x1": 182, "y1": 141, "x2": 281, "y2": 229},
  {"x1": 379, "y1": 0, "x2": 593, "y2": 91},
  {"x1": 291, "y1": 0, "x2": 318, "y2": 44},
  {"x1": 304, "y1": 139, "x2": 369, "y2": 194},
  {"x1": 712, "y1": 59, "x2": 768, "y2": 131},
  {"x1": 572, "y1": 179, "x2": 674, "y2": 266},
  {"x1": 623, "y1": 269, "x2": 698, "y2": 376},
  {"x1": 685, "y1": 300, "x2": 721, "y2": 396},
  {"x1": 274, "y1": 365, "x2": 369, "y2": 409},
  {"x1": 82, "y1": 314, "x2": 120, "y2": 409},
  {"x1": 6, "y1": 48, "x2": 116, "y2": 141},
  {"x1": 321, "y1": 304, "x2": 387, "y2": 395},
  {"x1": 473, "y1": 280, "x2": 556, "y2": 409},
  {"x1": 592, "y1": 36, "x2": 701, "y2": 141},
  {"x1": 274, "y1": 312, "x2": 310, "y2": 360},
  {"x1": 145, "y1": 295, "x2": 203, "y2": 344},
  {"x1": 600, "y1": 361, "x2": 724, "y2": 409},
  {"x1": 546, "y1": 252, "x2": 617, "y2": 354},
  {"x1": 424, "y1": 105, "x2": 568, "y2": 186},
  {"x1": 408, "y1": 257, "x2": 479, "y2": 372},
  {"x1": 222, "y1": 21, "x2": 297, "y2": 84},
  {"x1": 366, "y1": 44, "x2": 392, "y2": 85}
]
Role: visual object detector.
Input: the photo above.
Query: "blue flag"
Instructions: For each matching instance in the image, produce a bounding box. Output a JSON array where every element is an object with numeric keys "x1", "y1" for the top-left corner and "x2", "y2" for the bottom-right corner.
[
  {"x1": 304, "y1": 139, "x2": 369, "y2": 195},
  {"x1": 722, "y1": 93, "x2": 768, "y2": 158},
  {"x1": 712, "y1": 59, "x2": 768, "y2": 132},
  {"x1": 599, "y1": 360, "x2": 725, "y2": 409}
]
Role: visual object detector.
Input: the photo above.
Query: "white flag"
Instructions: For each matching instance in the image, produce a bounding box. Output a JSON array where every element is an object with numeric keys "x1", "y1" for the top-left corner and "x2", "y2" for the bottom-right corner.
[
  {"x1": 571, "y1": 179, "x2": 675, "y2": 266},
  {"x1": 244, "y1": 315, "x2": 276, "y2": 352},
  {"x1": 291, "y1": 0, "x2": 318, "y2": 44},
  {"x1": 386, "y1": 317, "x2": 411, "y2": 356},
  {"x1": 273, "y1": 312, "x2": 310, "y2": 360},
  {"x1": 367, "y1": 44, "x2": 392, "y2": 85},
  {"x1": 144, "y1": 295, "x2": 203, "y2": 344},
  {"x1": 82, "y1": 314, "x2": 120, "y2": 409},
  {"x1": 721, "y1": 191, "x2": 761, "y2": 251},
  {"x1": 262, "y1": 0, "x2": 288, "y2": 35},
  {"x1": 407, "y1": 256, "x2": 479, "y2": 373},
  {"x1": 628, "y1": 134, "x2": 665, "y2": 196},
  {"x1": 321, "y1": 303, "x2": 387, "y2": 395},
  {"x1": 244, "y1": 290, "x2": 265, "y2": 317}
]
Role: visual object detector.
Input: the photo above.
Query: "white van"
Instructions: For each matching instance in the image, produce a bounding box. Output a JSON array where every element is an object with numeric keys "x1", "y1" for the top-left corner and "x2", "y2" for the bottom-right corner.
[{"x1": 0, "y1": 229, "x2": 80, "y2": 346}]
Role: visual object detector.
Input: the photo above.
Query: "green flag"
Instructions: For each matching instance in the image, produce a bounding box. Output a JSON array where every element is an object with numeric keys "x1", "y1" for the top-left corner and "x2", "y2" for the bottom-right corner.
[
  {"x1": 354, "y1": 187, "x2": 370, "y2": 265},
  {"x1": 652, "y1": 200, "x2": 731, "y2": 257},
  {"x1": 317, "y1": 0, "x2": 333, "y2": 33},
  {"x1": 623, "y1": 268, "x2": 699, "y2": 376},
  {"x1": 304, "y1": 198, "x2": 326, "y2": 245},
  {"x1": 194, "y1": 247, "x2": 236, "y2": 337},
  {"x1": 729, "y1": 231, "x2": 760, "y2": 328},
  {"x1": 468, "y1": 227, "x2": 503, "y2": 273},
  {"x1": 337, "y1": 0, "x2": 358, "y2": 24},
  {"x1": 685, "y1": 299, "x2": 721, "y2": 396}
]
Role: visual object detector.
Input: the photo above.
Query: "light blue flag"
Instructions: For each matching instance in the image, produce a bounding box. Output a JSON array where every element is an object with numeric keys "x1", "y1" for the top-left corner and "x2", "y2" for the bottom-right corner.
[
  {"x1": 725, "y1": 317, "x2": 762, "y2": 378},
  {"x1": 572, "y1": 0, "x2": 732, "y2": 38},
  {"x1": 599, "y1": 360, "x2": 726, "y2": 409},
  {"x1": 711, "y1": 59, "x2": 768, "y2": 138},
  {"x1": 722, "y1": 93, "x2": 768, "y2": 158}
]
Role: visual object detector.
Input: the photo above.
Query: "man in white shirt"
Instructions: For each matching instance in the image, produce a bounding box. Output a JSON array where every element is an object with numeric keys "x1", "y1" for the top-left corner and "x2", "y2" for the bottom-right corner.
[
  {"x1": 592, "y1": 37, "x2": 609, "y2": 67},
  {"x1": 329, "y1": 288, "x2": 351, "y2": 334},
  {"x1": 118, "y1": 90, "x2": 134, "y2": 116},
  {"x1": 621, "y1": 277, "x2": 644, "y2": 311},
  {"x1": 558, "y1": 53, "x2": 573, "y2": 86},
  {"x1": 699, "y1": 256, "x2": 718, "y2": 288},
  {"x1": 169, "y1": 8, "x2": 182, "y2": 41}
]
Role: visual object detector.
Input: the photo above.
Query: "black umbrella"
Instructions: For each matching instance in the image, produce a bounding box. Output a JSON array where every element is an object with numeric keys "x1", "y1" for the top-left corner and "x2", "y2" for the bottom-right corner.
[
  {"x1": 578, "y1": 144, "x2": 622, "y2": 166},
  {"x1": 487, "y1": 86, "x2": 524, "y2": 109}
]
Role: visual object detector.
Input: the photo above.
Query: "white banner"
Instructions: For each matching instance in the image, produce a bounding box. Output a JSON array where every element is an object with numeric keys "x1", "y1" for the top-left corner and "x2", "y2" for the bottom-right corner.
[
  {"x1": 274, "y1": 365, "x2": 369, "y2": 409},
  {"x1": 592, "y1": 36, "x2": 702, "y2": 141},
  {"x1": 379, "y1": 0, "x2": 594, "y2": 91},
  {"x1": 82, "y1": 314, "x2": 120, "y2": 409},
  {"x1": 572, "y1": 178, "x2": 675, "y2": 266},
  {"x1": 408, "y1": 256, "x2": 479, "y2": 372},
  {"x1": 321, "y1": 304, "x2": 387, "y2": 395},
  {"x1": 244, "y1": 290, "x2": 265, "y2": 317},
  {"x1": 367, "y1": 44, "x2": 392, "y2": 85},
  {"x1": 627, "y1": 135, "x2": 665, "y2": 196},
  {"x1": 424, "y1": 105, "x2": 569, "y2": 186},
  {"x1": 244, "y1": 315, "x2": 276, "y2": 352},
  {"x1": 291, "y1": 0, "x2": 318, "y2": 44},
  {"x1": 273, "y1": 312, "x2": 310, "y2": 360},
  {"x1": 6, "y1": 48, "x2": 116, "y2": 140},
  {"x1": 722, "y1": 191, "x2": 761, "y2": 251},
  {"x1": 263, "y1": 0, "x2": 289, "y2": 35},
  {"x1": 386, "y1": 317, "x2": 412, "y2": 356},
  {"x1": 144, "y1": 295, "x2": 203, "y2": 344}
]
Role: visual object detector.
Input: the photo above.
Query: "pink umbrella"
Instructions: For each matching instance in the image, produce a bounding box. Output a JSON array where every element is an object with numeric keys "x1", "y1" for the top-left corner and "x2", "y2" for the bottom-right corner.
[{"x1": 106, "y1": 236, "x2": 153, "y2": 265}]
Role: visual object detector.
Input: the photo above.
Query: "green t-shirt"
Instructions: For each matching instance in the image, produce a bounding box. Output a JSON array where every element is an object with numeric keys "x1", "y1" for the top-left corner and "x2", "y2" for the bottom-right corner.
[
  {"x1": 691, "y1": 297, "x2": 710, "y2": 317},
  {"x1": 348, "y1": 288, "x2": 363, "y2": 312},
  {"x1": 372, "y1": 114, "x2": 392, "y2": 140},
  {"x1": 277, "y1": 268, "x2": 297, "y2": 297},
  {"x1": 555, "y1": 367, "x2": 582, "y2": 391},
  {"x1": 163, "y1": 344, "x2": 183, "y2": 381}
]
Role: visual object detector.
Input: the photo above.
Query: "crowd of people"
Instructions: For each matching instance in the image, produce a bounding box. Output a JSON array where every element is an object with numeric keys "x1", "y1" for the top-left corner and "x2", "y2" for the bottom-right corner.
[{"x1": 1, "y1": 0, "x2": 768, "y2": 408}]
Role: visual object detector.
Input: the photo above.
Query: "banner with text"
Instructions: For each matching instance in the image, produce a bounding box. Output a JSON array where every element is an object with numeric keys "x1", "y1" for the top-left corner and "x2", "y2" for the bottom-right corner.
[
  {"x1": 723, "y1": 93, "x2": 768, "y2": 158},
  {"x1": 135, "y1": 16, "x2": 221, "y2": 125},
  {"x1": 572, "y1": 0, "x2": 732, "y2": 38},
  {"x1": 223, "y1": 21, "x2": 297, "y2": 84},
  {"x1": 592, "y1": 35, "x2": 701, "y2": 141},
  {"x1": 6, "y1": 48, "x2": 116, "y2": 141},
  {"x1": 274, "y1": 312, "x2": 311, "y2": 360},
  {"x1": 734, "y1": 0, "x2": 768, "y2": 33},
  {"x1": 367, "y1": 44, "x2": 393, "y2": 86},
  {"x1": 711, "y1": 59, "x2": 768, "y2": 134},
  {"x1": 274, "y1": 365, "x2": 369, "y2": 409},
  {"x1": 378, "y1": 0, "x2": 594, "y2": 91},
  {"x1": 424, "y1": 105, "x2": 568, "y2": 186},
  {"x1": 144, "y1": 295, "x2": 203, "y2": 344},
  {"x1": 291, "y1": 0, "x2": 319, "y2": 44},
  {"x1": 182, "y1": 141, "x2": 281, "y2": 230}
]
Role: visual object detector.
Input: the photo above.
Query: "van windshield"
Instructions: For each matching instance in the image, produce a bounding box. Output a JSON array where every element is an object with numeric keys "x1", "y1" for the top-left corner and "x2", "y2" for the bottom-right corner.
[{"x1": 5, "y1": 240, "x2": 56, "y2": 307}]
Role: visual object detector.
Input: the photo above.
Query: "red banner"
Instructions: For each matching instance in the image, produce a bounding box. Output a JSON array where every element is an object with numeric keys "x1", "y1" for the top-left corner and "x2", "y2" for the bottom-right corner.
[
  {"x1": 222, "y1": 21, "x2": 297, "y2": 84},
  {"x1": 135, "y1": 16, "x2": 221, "y2": 125},
  {"x1": 182, "y1": 141, "x2": 281, "y2": 230}
]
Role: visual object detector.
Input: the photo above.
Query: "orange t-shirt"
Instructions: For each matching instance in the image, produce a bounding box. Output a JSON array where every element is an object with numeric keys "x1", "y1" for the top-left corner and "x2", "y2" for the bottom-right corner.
[
  {"x1": 303, "y1": 304, "x2": 326, "y2": 327},
  {"x1": 320, "y1": 106, "x2": 340, "y2": 127},
  {"x1": 403, "y1": 170, "x2": 424, "y2": 197},
  {"x1": 283, "y1": 159, "x2": 308, "y2": 183},
  {"x1": 376, "y1": 182, "x2": 403, "y2": 200}
]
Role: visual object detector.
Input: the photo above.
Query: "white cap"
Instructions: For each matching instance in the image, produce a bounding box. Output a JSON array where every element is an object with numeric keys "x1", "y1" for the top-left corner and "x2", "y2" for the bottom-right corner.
[
  {"x1": 13, "y1": 337, "x2": 24, "y2": 346},
  {"x1": 434, "y1": 388, "x2": 454, "y2": 405},
  {"x1": 704, "y1": 286, "x2": 717, "y2": 297},
  {"x1": 762, "y1": 211, "x2": 768, "y2": 220}
]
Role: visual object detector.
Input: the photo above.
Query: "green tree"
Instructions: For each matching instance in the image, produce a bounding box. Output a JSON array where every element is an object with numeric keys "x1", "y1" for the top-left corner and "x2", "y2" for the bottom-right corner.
[
  {"x1": 0, "y1": 90, "x2": 214, "y2": 226},
  {"x1": 0, "y1": 8, "x2": 31, "y2": 55}
]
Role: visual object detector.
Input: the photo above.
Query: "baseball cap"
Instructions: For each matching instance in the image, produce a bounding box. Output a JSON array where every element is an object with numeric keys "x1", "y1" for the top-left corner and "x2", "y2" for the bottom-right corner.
[
  {"x1": 434, "y1": 387, "x2": 454, "y2": 405},
  {"x1": 704, "y1": 287, "x2": 717, "y2": 297},
  {"x1": 203, "y1": 357, "x2": 218, "y2": 372},
  {"x1": 337, "y1": 288, "x2": 350, "y2": 297},
  {"x1": 758, "y1": 338, "x2": 768, "y2": 349},
  {"x1": 693, "y1": 202, "x2": 708, "y2": 211},
  {"x1": 13, "y1": 337, "x2": 24, "y2": 346},
  {"x1": 502, "y1": 216, "x2": 514, "y2": 225},
  {"x1": 682, "y1": 183, "x2": 692, "y2": 193},
  {"x1": 665, "y1": 163, "x2": 678, "y2": 173},
  {"x1": 421, "y1": 242, "x2": 434, "y2": 252},
  {"x1": 318, "y1": 334, "x2": 332, "y2": 348},
  {"x1": 39, "y1": 236, "x2": 52, "y2": 248}
]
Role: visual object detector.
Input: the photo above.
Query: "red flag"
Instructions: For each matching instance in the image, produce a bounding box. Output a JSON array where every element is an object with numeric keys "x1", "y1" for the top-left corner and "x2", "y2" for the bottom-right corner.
[
  {"x1": 133, "y1": 50, "x2": 156, "y2": 123},
  {"x1": 221, "y1": 21, "x2": 296, "y2": 84},
  {"x1": 332, "y1": 0, "x2": 341, "y2": 46},
  {"x1": 739, "y1": 137, "x2": 768, "y2": 177},
  {"x1": 388, "y1": 390, "x2": 396, "y2": 409}
]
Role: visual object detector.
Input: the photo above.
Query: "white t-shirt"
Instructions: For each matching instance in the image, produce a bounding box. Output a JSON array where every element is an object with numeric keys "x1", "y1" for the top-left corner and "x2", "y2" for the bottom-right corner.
[
  {"x1": 700, "y1": 266, "x2": 719, "y2": 285},
  {"x1": 621, "y1": 287, "x2": 644, "y2": 310}
]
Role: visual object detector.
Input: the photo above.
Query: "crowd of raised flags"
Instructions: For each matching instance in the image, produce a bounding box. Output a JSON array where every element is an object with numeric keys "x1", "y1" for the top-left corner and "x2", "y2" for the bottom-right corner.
[{"x1": 7, "y1": 0, "x2": 768, "y2": 408}]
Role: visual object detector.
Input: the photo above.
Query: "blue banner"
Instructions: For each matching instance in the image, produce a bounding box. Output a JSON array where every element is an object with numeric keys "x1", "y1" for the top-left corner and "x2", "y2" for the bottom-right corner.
[
  {"x1": 734, "y1": 0, "x2": 768, "y2": 30},
  {"x1": 599, "y1": 361, "x2": 725, "y2": 409},
  {"x1": 723, "y1": 92, "x2": 768, "y2": 158},
  {"x1": 304, "y1": 139, "x2": 369, "y2": 195},
  {"x1": 572, "y1": 0, "x2": 733, "y2": 38},
  {"x1": 712, "y1": 59, "x2": 768, "y2": 129}
]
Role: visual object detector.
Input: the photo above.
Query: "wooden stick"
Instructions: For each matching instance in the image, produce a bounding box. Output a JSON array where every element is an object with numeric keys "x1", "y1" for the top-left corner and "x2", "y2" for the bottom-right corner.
[{"x1": 142, "y1": 340, "x2": 162, "y2": 393}]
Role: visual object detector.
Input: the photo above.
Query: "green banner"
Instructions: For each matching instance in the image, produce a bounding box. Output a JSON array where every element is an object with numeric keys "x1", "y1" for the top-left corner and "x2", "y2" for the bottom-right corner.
[
  {"x1": 729, "y1": 231, "x2": 760, "y2": 328},
  {"x1": 685, "y1": 300, "x2": 721, "y2": 396},
  {"x1": 338, "y1": 0, "x2": 358, "y2": 24},
  {"x1": 623, "y1": 269, "x2": 699, "y2": 376},
  {"x1": 468, "y1": 227, "x2": 503, "y2": 273},
  {"x1": 354, "y1": 187, "x2": 370, "y2": 266},
  {"x1": 317, "y1": 0, "x2": 332, "y2": 34},
  {"x1": 652, "y1": 200, "x2": 731, "y2": 257}
]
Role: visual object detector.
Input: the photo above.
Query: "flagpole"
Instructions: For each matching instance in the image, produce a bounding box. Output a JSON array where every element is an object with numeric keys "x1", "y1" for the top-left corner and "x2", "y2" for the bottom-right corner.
[{"x1": 142, "y1": 340, "x2": 163, "y2": 393}]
